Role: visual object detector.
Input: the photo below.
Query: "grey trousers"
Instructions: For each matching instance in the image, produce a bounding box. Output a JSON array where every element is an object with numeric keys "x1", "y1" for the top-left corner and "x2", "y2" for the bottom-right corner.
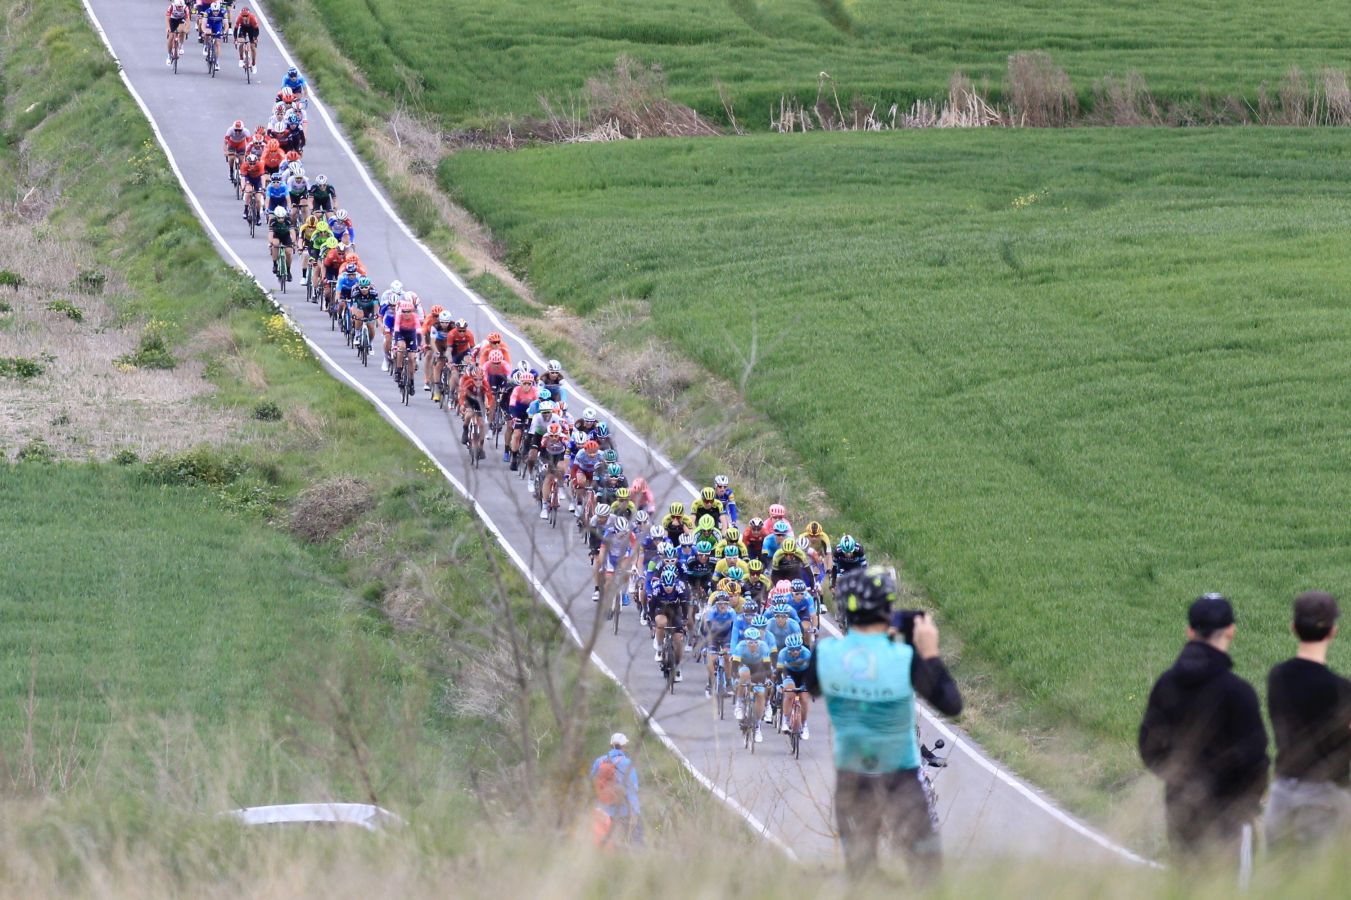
[{"x1": 1263, "y1": 777, "x2": 1351, "y2": 851}]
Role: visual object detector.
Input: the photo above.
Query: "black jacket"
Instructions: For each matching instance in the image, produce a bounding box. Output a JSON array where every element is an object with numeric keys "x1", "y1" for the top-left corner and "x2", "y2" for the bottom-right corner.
[{"x1": 1139, "y1": 641, "x2": 1268, "y2": 820}]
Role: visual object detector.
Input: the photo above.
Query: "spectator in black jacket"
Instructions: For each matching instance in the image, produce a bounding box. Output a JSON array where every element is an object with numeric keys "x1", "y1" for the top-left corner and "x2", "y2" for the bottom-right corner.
[
  {"x1": 1264, "y1": 590, "x2": 1351, "y2": 853},
  {"x1": 1139, "y1": 593, "x2": 1269, "y2": 860}
]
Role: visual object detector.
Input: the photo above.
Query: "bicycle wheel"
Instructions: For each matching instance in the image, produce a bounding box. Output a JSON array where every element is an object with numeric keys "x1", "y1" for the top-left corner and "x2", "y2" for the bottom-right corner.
[
  {"x1": 611, "y1": 587, "x2": 621, "y2": 636},
  {"x1": 790, "y1": 729, "x2": 800, "y2": 759},
  {"x1": 276, "y1": 253, "x2": 288, "y2": 293},
  {"x1": 246, "y1": 199, "x2": 256, "y2": 238},
  {"x1": 716, "y1": 666, "x2": 726, "y2": 720},
  {"x1": 245, "y1": 57, "x2": 251, "y2": 84}
]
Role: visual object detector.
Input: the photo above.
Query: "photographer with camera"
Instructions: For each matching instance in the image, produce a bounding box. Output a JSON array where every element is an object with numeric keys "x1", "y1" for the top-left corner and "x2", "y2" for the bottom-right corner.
[{"x1": 803, "y1": 564, "x2": 962, "y2": 882}]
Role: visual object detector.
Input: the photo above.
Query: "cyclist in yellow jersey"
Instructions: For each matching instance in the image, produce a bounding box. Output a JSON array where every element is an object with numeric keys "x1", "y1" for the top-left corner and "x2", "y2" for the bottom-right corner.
[
  {"x1": 609, "y1": 486, "x2": 638, "y2": 521},
  {"x1": 713, "y1": 526, "x2": 748, "y2": 560},
  {"x1": 802, "y1": 520, "x2": 833, "y2": 590},
  {"x1": 661, "y1": 502, "x2": 694, "y2": 542},
  {"x1": 690, "y1": 487, "x2": 724, "y2": 526},
  {"x1": 744, "y1": 558, "x2": 773, "y2": 605}
]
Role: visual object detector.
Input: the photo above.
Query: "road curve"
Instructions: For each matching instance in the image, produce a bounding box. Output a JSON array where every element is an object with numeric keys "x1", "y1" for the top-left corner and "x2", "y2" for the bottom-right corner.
[{"x1": 82, "y1": 0, "x2": 1149, "y2": 868}]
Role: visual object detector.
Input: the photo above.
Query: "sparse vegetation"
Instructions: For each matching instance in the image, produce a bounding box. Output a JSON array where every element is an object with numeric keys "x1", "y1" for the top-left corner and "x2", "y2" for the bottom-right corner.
[
  {"x1": 46, "y1": 298, "x2": 83, "y2": 322},
  {"x1": 0, "y1": 356, "x2": 43, "y2": 379},
  {"x1": 252, "y1": 398, "x2": 283, "y2": 421},
  {"x1": 117, "y1": 318, "x2": 176, "y2": 369},
  {"x1": 0, "y1": 269, "x2": 22, "y2": 289}
]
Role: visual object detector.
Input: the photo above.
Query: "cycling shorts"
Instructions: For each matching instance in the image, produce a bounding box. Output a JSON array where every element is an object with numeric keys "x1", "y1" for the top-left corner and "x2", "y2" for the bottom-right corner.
[
  {"x1": 236, "y1": 25, "x2": 259, "y2": 42},
  {"x1": 487, "y1": 373, "x2": 508, "y2": 393},
  {"x1": 394, "y1": 328, "x2": 418, "y2": 349},
  {"x1": 382, "y1": 313, "x2": 395, "y2": 332},
  {"x1": 270, "y1": 230, "x2": 293, "y2": 248},
  {"x1": 463, "y1": 394, "x2": 484, "y2": 415},
  {"x1": 353, "y1": 302, "x2": 377, "y2": 320},
  {"x1": 169, "y1": 17, "x2": 188, "y2": 33},
  {"x1": 450, "y1": 347, "x2": 471, "y2": 365},
  {"x1": 288, "y1": 189, "x2": 307, "y2": 202},
  {"x1": 655, "y1": 601, "x2": 687, "y2": 630},
  {"x1": 244, "y1": 173, "x2": 261, "y2": 190},
  {"x1": 738, "y1": 664, "x2": 771, "y2": 687}
]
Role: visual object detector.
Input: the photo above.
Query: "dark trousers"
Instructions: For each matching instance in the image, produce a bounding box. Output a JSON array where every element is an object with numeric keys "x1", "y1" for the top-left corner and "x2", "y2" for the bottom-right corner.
[{"x1": 835, "y1": 768, "x2": 941, "y2": 882}]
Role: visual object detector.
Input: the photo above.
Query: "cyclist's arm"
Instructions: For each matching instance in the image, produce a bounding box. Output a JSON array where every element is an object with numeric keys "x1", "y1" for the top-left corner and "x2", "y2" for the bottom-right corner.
[{"x1": 911, "y1": 653, "x2": 962, "y2": 716}]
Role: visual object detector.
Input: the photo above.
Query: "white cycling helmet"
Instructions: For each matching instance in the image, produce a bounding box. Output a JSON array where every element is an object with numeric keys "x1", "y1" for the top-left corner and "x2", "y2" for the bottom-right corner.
[
  {"x1": 547, "y1": 359, "x2": 562, "y2": 373},
  {"x1": 582, "y1": 407, "x2": 597, "y2": 421},
  {"x1": 611, "y1": 516, "x2": 630, "y2": 534},
  {"x1": 389, "y1": 280, "x2": 403, "y2": 293},
  {"x1": 539, "y1": 401, "x2": 556, "y2": 414},
  {"x1": 714, "y1": 474, "x2": 730, "y2": 488},
  {"x1": 315, "y1": 174, "x2": 327, "y2": 186},
  {"x1": 272, "y1": 207, "x2": 287, "y2": 218},
  {"x1": 336, "y1": 208, "x2": 348, "y2": 220},
  {"x1": 438, "y1": 311, "x2": 453, "y2": 325},
  {"x1": 649, "y1": 525, "x2": 664, "y2": 540},
  {"x1": 595, "y1": 503, "x2": 612, "y2": 517},
  {"x1": 633, "y1": 509, "x2": 649, "y2": 525}
]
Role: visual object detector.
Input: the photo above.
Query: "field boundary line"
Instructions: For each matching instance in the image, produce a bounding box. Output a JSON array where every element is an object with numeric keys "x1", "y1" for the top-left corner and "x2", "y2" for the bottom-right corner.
[{"x1": 78, "y1": 0, "x2": 795, "y2": 860}]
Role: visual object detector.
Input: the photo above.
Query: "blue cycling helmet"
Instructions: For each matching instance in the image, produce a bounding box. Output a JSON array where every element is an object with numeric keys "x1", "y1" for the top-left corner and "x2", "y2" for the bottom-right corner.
[
  {"x1": 790, "y1": 578, "x2": 807, "y2": 592},
  {"x1": 660, "y1": 568, "x2": 678, "y2": 588},
  {"x1": 287, "y1": 66, "x2": 299, "y2": 78},
  {"x1": 773, "y1": 520, "x2": 790, "y2": 535},
  {"x1": 837, "y1": 534, "x2": 859, "y2": 554},
  {"x1": 603, "y1": 449, "x2": 618, "y2": 463},
  {"x1": 607, "y1": 463, "x2": 622, "y2": 477},
  {"x1": 751, "y1": 614, "x2": 768, "y2": 629},
  {"x1": 694, "y1": 540, "x2": 713, "y2": 554},
  {"x1": 537, "y1": 388, "x2": 552, "y2": 402},
  {"x1": 743, "y1": 628, "x2": 762, "y2": 641},
  {"x1": 772, "y1": 604, "x2": 793, "y2": 617},
  {"x1": 785, "y1": 634, "x2": 803, "y2": 649},
  {"x1": 596, "y1": 422, "x2": 610, "y2": 437}
]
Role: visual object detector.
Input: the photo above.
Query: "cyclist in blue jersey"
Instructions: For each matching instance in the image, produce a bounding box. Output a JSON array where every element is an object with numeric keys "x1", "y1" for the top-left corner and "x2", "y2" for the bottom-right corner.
[
  {"x1": 786, "y1": 578, "x2": 819, "y2": 647},
  {"x1": 203, "y1": 2, "x2": 226, "y2": 67},
  {"x1": 713, "y1": 474, "x2": 737, "y2": 527},
  {"x1": 777, "y1": 634, "x2": 813, "y2": 739},
  {"x1": 648, "y1": 566, "x2": 690, "y2": 681},
  {"x1": 280, "y1": 66, "x2": 307, "y2": 103},
  {"x1": 731, "y1": 628, "x2": 773, "y2": 742},
  {"x1": 803, "y1": 565, "x2": 961, "y2": 882},
  {"x1": 766, "y1": 603, "x2": 803, "y2": 658},
  {"x1": 701, "y1": 592, "x2": 736, "y2": 700}
]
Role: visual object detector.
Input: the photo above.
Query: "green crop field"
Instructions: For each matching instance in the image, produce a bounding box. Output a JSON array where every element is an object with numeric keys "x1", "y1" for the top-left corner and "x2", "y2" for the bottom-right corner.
[
  {"x1": 293, "y1": 0, "x2": 1351, "y2": 126},
  {"x1": 440, "y1": 128, "x2": 1351, "y2": 745}
]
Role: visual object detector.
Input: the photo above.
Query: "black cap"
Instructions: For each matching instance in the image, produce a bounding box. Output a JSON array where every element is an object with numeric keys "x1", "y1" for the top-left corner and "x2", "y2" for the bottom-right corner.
[{"x1": 1189, "y1": 593, "x2": 1235, "y2": 632}]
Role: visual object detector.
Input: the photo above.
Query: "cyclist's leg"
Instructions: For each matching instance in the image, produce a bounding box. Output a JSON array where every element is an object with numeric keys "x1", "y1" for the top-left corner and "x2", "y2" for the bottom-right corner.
[
  {"x1": 672, "y1": 606, "x2": 687, "y2": 666},
  {"x1": 753, "y1": 678, "x2": 767, "y2": 722},
  {"x1": 653, "y1": 611, "x2": 667, "y2": 659}
]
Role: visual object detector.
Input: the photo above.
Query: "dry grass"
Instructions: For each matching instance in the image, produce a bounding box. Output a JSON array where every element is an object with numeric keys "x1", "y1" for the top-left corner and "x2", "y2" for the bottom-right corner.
[
  {"x1": 288, "y1": 477, "x2": 376, "y2": 543},
  {"x1": 0, "y1": 213, "x2": 239, "y2": 461},
  {"x1": 1089, "y1": 72, "x2": 1162, "y2": 126},
  {"x1": 1007, "y1": 52, "x2": 1079, "y2": 126}
]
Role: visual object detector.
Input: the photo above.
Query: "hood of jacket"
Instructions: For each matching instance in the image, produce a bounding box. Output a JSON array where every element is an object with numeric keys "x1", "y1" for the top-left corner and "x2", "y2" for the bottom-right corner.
[{"x1": 1171, "y1": 639, "x2": 1233, "y2": 688}]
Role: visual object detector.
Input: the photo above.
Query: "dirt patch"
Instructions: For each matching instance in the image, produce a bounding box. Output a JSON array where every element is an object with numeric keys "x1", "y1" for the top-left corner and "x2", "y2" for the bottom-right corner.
[
  {"x1": 288, "y1": 477, "x2": 376, "y2": 543},
  {"x1": 0, "y1": 214, "x2": 240, "y2": 461}
]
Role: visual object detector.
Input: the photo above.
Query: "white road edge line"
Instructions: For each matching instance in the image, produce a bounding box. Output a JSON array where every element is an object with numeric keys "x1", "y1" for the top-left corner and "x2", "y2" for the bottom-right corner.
[
  {"x1": 83, "y1": 0, "x2": 1151, "y2": 868},
  {"x1": 79, "y1": 0, "x2": 795, "y2": 861}
]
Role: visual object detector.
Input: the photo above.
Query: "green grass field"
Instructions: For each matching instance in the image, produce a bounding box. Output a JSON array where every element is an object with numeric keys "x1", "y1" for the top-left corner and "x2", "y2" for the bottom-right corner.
[
  {"x1": 441, "y1": 128, "x2": 1351, "y2": 746},
  {"x1": 290, "y1": 0, "x2": 1351, "y2": 126}
]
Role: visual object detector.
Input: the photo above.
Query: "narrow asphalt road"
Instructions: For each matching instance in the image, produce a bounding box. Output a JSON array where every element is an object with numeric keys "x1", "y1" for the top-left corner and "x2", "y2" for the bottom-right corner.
[{"x1": 82, "y1": 0, "x2": 1148, "y2": 868}]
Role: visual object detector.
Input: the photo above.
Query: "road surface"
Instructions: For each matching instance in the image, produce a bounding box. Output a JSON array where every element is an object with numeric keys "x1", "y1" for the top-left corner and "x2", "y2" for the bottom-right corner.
[{"x1": 81, "y1": 0, "x2": 1149, "y2": 869}]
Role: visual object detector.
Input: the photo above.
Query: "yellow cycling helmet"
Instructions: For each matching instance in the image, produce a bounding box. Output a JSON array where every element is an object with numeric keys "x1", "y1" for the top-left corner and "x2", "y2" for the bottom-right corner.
[
  {"x1": 669, "y1": 501, "x2": 684, "y2": 516},
  {"x1": 698, "y1": 514, "x2": 716, "y2": 530},
  {"x1": 747, "y1": 559, "x2": 764, "y2": 573},
  {"x1": 723, "y1": 527, "x2": 739, "y2": 542},
  {"x1": 807, "y1": 521, "x2": 822, "y2": 536},
  {"x1": 616, "y1": 487, "x2": 630, "y2": 500},
  {"x1": 700, "y1": 487, "x2": 716, "y2": 503}
]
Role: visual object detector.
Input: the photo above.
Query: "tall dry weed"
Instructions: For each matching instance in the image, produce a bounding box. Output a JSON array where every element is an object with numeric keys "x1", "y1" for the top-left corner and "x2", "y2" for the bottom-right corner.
[
  {"x1": 1090, "y1": 72, "x2": 1160, "y2": 125},
  {"x1": 1007, "y1": 52, "x2": 1078, "y2": 126}
]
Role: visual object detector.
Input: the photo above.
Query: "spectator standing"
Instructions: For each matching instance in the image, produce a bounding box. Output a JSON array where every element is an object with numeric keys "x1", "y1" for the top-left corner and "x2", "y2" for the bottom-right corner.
[
  {"x1": 590, "y1": 732, "x2": 642, "y2": 847},
  {"x1": 1265, "y1": 590, "x2": 1351, "y2": 852},
  {"x1": 804, "y1": 565, "x2": 962, "y2": 882},
  {"x1": 1139, "y1": 593, "x2": 1269, "y2": 862}
]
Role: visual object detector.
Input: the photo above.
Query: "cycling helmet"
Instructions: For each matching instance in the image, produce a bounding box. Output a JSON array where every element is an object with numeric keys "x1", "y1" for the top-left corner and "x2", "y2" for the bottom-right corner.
[
  {"x1": 389, "y1": 280, "x2": 404, "y2": 293},
  {"x1": 357, "y1": 276, "x2": 371, "y2": 288},
  {"x1": 795, "y1": 535, "x2": 811, "y2": 551},
  {"x1": 712, "y1": 592, "x2": 731, "y2": 605},
  {"x1": 750, "y1": 615, "x2": 768, "y2": 629},
  {"x1": 838, "y1": 564, "x2": 897, "y2": 627},
  {"x1": 428, "y1": 304, "x2": 444, "y2": 317},
  {"x1": 581, "y1": 407, "x2": 597, "y2": 421},
  {"x1": 487, "y1": 331, "x2": 502, "y2": 343},
  {"x1": 583, "y1": 439, "x2": 599, "y2": 453},
  {"x1": 837, "y1": 534, "x2": 859, "y2": 555},
  {"x1": 268, "y1": 172, "x2": 282, "y2": 182},
  {"x1": 246, "y1": 153, "x2": 259, "y2": 163},
  {"x1": 539, "y1": 401, "x2": 556, "y2": 414},
  {"x1": 287, "y1": 67, "x2": 299, "y2": 77},
  {"x1": 714, "y1": 475, "x2": 730, "y2": 488},
  {"x1": 700, "y1": 487, "x2": 716, "y2": 503},
  {"x1": 772, "y1": 520, "x2": 790, "y2": 535},
  {"x1": 790, "y1": 578, "x2": 808, "y2": 592},
  {"x1": 454, "y1": 318, "x2": 468, "y2": 329},
  {"x1": 669, "y1": 502, "x2": 685, "y2": 516},
  {"x1": 694, "y1": 540, "x2": 713, "y2": 555},
  {"x1": 519, "y1": 372, "x2": 535, "y2": 384},
  {"x1": 537, "y1": 389, "x2": 552, "y2": 402},
  {"x1": 611, "y1": 516, "x2": 630, "y2": 534},
  {"x1": 607, "y1": 463, "x2": 622, "y2": 477},
  {"x1": 723, "y1": 528, "x2": 739, "y2": 543},
  {"x1": 743, "y1": 628, "x2": 762, "y2": 642},
  {"x1": 747, "y1": 559, "x2": 763, "y2": 573},
  {"x1": 596, "y1": 422, "x2": 610, "y2": 437},
  {"x1": 433, "y1": 312, "x2": 451, "y2": 326},
  {"x1": 546, "y1": 422, "x2": 562, "y2": 436},
  {"x1": 210, "y1": 1, "x2": 221, "y2": 10},
  {"x1": 488, "y1": 349, "x2": 504, "y2": 363},
  {"x1": 748, "y1": 517, "x2": 765, "y2": 531},
  {"x1": 547, "y1": 359, "x2": 562, "y2": 373},
  {"x1": 595, "y1": 503, "x2": 612, "y2": 517},
  {"x1": 772, "y1": 604, "x2": 793, "y2": 618},
  {"x1": 659, "y1": 568, "x2": 677, "y2": 588},
  {"x1": 284, "y1": 150, "x2": 300, "y2": 162},
  {"x1": 616, "y1": 487, "x2": 630, "y2": 500},
  {"x1": 649, "y1": 525, "x2": 664, "y2": 540},
  {"x1": 697, "y1": 515, "x2": 716, "y2": 530},
  {"x1": 726, "y1": 565, "x2": 744, "y2": 580},
  {"x1": 272, "y1": 207, "x2": 286, "y2": 218},
  {"x1": 678, "y1": 533, "x2": 694, "y2": 547},
  {"x1": 602, "y1": 450, "x2": 618, "y2": 463},
  {"x1": 633, "y1": 510, "x2": 649, "y2": 525},
  {"x1": 722, "y1": 546, "x2": 739, "y2": 559},
  {"x1": 660, "y1": 544, "x2": 676, "y2": 559},
  {"x1": 768, "y1": 504, "x2": 786, "y2": 518},
  {"x1": 315, "y1": 174, "x2": 327, "y2": 186},
  {"x1": 785, "y1": 634, "x2": 803, "y2": 650},
  {"x1": 806, "y1": 521, "x2": 823, "y2": 536},
  {"x1": 232, "y1": 119, "x2": 244, "y2": 131},
  {"x1": 344, "y1": 262, "x2": 357, "y2": 274}
]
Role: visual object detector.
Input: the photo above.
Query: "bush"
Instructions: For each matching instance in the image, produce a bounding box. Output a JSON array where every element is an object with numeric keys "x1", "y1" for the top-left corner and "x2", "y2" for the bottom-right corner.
[
  {"x1": 113, "y1": 448, "x2": 140, "y2": 465},
  {"x1": 116, "y1": 319, "x2": 175, "y2": 370},
  {"x1": 144, "y1": 447, "x2": 243, "y2": 487},
  {"x1": 227, "y1": 266, "x2": 270, "y2": 309},
  {"x1": 0, "y1": 270, "x2": 22, "y2": 289},
  {"x1": 71, "y1": 269, "x2": 107, "y2": 294},
  {"x1": 0, "y1": 300, "x2": 10, "y2": 313},
  {"x1": 252, "y1": 399, "x2": 283, "y2": 421},
  {"x1": 15, "y1": 439, "x2": 54, "y2": 464},
  {"x1": 47, "y1": 299, "x2": 84, "y2": 322},
  {"x1": 1007, "y1": 52, "x2": 1078, "y2": 126},
  {"x1": 0, "y1": 357, "x2": 44, "y2": 379}
]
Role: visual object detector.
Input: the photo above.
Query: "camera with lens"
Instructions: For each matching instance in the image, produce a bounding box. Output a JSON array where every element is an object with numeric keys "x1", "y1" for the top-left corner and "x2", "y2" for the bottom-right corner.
[{"x1": 891, "y1": 608, "x2": 927, "y2": 644}]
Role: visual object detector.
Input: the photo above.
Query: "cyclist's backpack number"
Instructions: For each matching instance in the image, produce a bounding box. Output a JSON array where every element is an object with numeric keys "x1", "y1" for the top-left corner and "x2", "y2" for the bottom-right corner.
[{"x1": 593, "y1": 758, "x2": 621, "y2": 806}]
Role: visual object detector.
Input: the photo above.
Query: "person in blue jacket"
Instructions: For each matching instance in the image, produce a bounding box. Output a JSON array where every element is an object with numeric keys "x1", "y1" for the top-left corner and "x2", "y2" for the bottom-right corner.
[{"x1": 590, "y1": 732, "x2": 642, "y2": 846}]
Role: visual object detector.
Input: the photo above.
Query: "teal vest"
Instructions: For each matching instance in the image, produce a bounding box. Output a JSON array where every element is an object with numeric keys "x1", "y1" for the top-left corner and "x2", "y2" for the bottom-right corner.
[{"x1": 816, "y1": 632, "x2": 919, "y2": 773}]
